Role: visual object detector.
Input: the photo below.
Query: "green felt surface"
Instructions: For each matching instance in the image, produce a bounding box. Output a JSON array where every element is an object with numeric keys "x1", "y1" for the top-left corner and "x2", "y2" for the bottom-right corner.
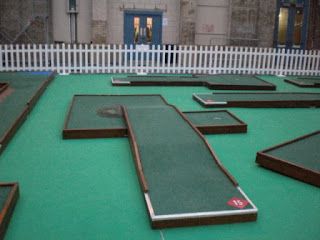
[
  {"x1": 0, "y1": 186, "x2": 12, "y2": 213},
  {"x1": 183, "y1": 111, "x2": 242, "y2": 126},
  {"x1": 113, "y1": 74, "x2": 272, "y2": 86},
  {"x1": 66, "y1": 95, "x2": 165, "y2": 130},
  {"x1": 0, "y1": 72, "x2": 50, "y2": 139},
  {"x1": 126, "y1": 105, "x2": 253, "y2": 214},
  {"x1": 265, "y1": 132, "x2": 320, "y2": 172},
  {"x1": 66, "y1": 101, "x2": 242, "y2": 130},
  {"x1": 196, "y1": 92, "x2": 320, "y2": 102},
  {"x1": 286, "y1": 78, "x2": 320, "y2": 85},
  {"x1": 203, "y1": 75, "x2": 272, "y2": 86},
  {"x1": 0, "y1": 74, "x2": 319, "y2": 240}
]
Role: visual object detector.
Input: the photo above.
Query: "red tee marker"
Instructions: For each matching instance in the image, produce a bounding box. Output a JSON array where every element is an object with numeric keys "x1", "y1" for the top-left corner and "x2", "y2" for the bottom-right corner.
[{"x1": 227, "y1": 197, "x2": 248, "y2": 209}]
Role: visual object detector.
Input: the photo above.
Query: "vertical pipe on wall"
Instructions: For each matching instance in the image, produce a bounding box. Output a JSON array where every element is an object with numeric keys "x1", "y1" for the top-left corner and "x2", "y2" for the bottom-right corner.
[
  {"x1": 75, "y1": 13, "x2": 78, "y2": 43},
  {"x1": 69, "y1": 14, "x2": 73, "y2": 43}
]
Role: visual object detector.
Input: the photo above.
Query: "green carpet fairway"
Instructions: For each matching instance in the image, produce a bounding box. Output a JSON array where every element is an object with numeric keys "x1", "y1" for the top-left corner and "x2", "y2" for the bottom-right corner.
[
  {"x1": 183, "y1": 111, "x2": 242, "y2": 126},
  {"x1": 284, "y1": 77, "x2": 320, "y2": 88},
  {"x1": 203, "y1": 74, "x2": 272, "y2": 86},
  {"x1": 265, "y1": 132, "x2": 320, "y2": 172},
  {"x1": 0, "y1": 72, "x2": 49, "y2": 138},
  {"x1": 0, "y1": 74, "x2": 319, "y2": 239},
  {"x1": 0, "y1": 185, "x2": 12, "y2": 211},
  {"x1": 195, "y1": 92, "x2": 320, "y2": 102}
]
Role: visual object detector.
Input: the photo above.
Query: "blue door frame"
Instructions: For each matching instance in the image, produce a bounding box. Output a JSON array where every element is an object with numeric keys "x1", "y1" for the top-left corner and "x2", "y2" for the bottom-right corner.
[
  {"x1": 274, "y1": 0, "x2": 309, "y2": 50},
  {"x1": 124, "y1": 10, "x2": 162, "y2": 47}
]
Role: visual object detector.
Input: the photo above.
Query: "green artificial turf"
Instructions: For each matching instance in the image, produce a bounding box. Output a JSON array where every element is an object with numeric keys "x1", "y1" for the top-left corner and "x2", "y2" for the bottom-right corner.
[
  {"x1": 0, "y1": 73, "x2": 319, "y2": 240},
  {"x1": 0, "y1": 72, "x2": 51, "y2": 139}
]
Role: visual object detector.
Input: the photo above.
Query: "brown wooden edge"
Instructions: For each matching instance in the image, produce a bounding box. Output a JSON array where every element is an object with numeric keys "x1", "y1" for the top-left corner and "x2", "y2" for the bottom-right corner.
[
  {"x1": 0, "y1": 83, "x2": 10, "y2": 95},
  {"x1": 63, "y1": 128, "x2": 127, "y2": 139},
  {"x1": 0, "y1": 107, "x2": 29, "y2": 155},
  {"x1": 121, "y1": 106, "x2": 149, "y2": 193},
  {"x1": 194, "y1": 93, "x2": 320, "y2": 108},
  {"x1": 0, "y1": 182, "x2": 19, "y2": 240},
  {"x1": 256, "y1": 130, "x2": 320, "y2": 187},
  {"x1": 284, "y1": 78, "x2": 320, "y2": 88},
  {"x1": 205, "y1": 83, "x2": 275, "y2": 90},
  {"x1": 151, "y1": 212, "x2": 257, "y2": 229},
  {"x1": 182, "y1": 110, "x2": 247, "y2": 134},
  {"x1": 62, "y1": 95, "x2": 76, "y2": 135},
  {"x1": 298, "y1": 77, "x2": 320, "y2": 80}
]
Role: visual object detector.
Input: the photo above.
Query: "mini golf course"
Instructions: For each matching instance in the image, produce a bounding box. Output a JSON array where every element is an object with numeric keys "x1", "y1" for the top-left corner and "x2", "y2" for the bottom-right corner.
[
  {"x1": 63, "y1": 94, "x2": 257, "y2": 228},
  {"x1": 112, "y1": 74, "x2": 276, "y2": 90}
]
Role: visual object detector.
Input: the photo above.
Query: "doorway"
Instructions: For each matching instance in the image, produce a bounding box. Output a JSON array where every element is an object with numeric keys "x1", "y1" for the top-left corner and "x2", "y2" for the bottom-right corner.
[
  {"x1": 274, "y1": 0, "x2": 309, "y2": 50},
  {"x1": 124, "y1": 11, "x2": 162, "y2": 46}
]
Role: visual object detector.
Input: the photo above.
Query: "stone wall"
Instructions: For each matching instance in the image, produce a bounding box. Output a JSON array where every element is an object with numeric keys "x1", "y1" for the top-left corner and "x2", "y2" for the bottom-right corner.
[
  {"x1": 179, "y1": 0, "x2": 197, "y2": 45},
  {"x1": 230, "y1": 0, "x2": 259, "y2": 46},
  {"x1": 307, "y1": 0, "x2": 320, "y2": 49},
  {"x1": 92, "y1": 0, "x2": 108, "y2": 43},
  {"x1": 229, "y1": 0, "x2": 277, "y2": 48},
  {"x1": 0, "y1": 0, "x2": 51, "y2": 44},
  {"x1": 257, "y1": 0, "x2": 277, "y2": 47}
]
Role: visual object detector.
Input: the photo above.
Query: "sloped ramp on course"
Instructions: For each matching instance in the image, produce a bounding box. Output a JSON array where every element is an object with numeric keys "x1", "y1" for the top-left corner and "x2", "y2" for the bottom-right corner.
[{"x1": 63, "y1": 95, "x2": 258, "y2": 228}]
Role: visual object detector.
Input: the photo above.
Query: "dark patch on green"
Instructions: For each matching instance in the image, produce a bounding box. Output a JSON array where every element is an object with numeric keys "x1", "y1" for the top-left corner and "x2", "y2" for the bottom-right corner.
[{"x1": 96, "y1": 105, "x2": 123, "y2": 118}]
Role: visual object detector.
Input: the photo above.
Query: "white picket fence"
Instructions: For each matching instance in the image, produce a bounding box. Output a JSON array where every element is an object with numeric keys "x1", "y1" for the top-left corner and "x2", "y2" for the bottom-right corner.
[{"x1": 0, "y1": 44, "x2": 319, "y2": 75}]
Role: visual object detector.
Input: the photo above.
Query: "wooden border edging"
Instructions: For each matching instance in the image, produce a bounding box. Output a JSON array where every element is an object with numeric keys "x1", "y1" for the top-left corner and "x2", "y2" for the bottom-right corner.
[
  {"x1": 0, "y1": 182, "x2": 19, "y2": 240},
  {"x1": 121, "y1": 106, "x2": 149, "y2": 193},
  {"x1": 256, "y1": 130, "x2": 320, "y2": 187}
]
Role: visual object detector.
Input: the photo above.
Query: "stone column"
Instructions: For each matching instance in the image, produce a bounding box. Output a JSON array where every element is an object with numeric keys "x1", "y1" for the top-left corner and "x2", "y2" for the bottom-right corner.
[
  {"x1": 257, "y1": 0, "x2": 277, "y2": 48},
  {"x1": 179, "y1": 0, "x2": 197, "y2": 45},
  {"x1": 92, "y1": 0, "x2": 107, "y2": 43},
  {"x1": 307, "y1": 0, "x2": 320, "y2": 49},
  {"x1": 230, "y1": 0, "x2": 259, "y2": 46}
]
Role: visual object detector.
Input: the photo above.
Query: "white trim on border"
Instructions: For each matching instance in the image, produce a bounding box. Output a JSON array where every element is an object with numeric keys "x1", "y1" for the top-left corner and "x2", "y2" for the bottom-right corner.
[
  {"x1": 193, "y1": 93, "x2": 228, "y2": 105},
  {"x1": 144, "y1": 186, "x2": 258, "y2": 222},
  {"x1": 111, "y1": 76, "x2": 130, "y2": 85}
]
